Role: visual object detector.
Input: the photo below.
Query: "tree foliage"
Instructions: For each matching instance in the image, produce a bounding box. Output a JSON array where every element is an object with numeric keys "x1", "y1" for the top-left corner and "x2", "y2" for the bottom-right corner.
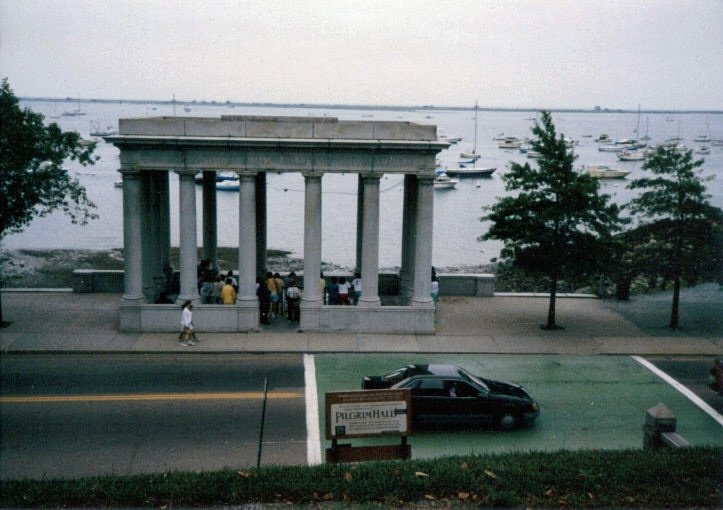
[
  {"x1": 481, "y1": 111, "x2": 623, "y2": 329},
  {"x1": 625, "y1": 145, "x2": 721, "y2": 329},
  {"x1": 0, "y1": 78, "x2": 98, "y2": 238}
]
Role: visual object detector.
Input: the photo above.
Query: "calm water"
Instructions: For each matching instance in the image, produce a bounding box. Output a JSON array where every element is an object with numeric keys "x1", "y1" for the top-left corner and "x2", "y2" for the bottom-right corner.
[{"x1": 4, "y1": 100, "x2": 722, "y2": 269}]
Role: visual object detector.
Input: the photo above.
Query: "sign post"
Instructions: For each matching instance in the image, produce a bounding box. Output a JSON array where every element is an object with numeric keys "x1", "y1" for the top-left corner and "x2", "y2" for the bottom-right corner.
[{"x1": 325, "y1": 389, "x2": 412, "y2": 463}]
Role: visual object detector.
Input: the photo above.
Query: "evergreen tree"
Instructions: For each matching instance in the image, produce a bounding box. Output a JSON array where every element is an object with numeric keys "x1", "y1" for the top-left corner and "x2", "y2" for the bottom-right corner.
[
  {"x1": 481, "y1": 111, "x2": 623, "y2": 329},
  {"x1": 0, "y1": 79, "x2": 97, "y2": 326},
  {"x1": 626, "y1": 145, "x2": 721, "y2": 329}
]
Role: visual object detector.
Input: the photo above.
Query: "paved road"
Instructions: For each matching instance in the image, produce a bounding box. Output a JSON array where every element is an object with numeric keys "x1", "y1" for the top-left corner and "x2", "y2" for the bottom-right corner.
[
  {"x1": 311, "y1": 353, "x2": 723, "y2": 460},
  {"x1": 646, "y1": 356, "x2": 722, "y2": 414},
  {"x1": 0, "y1": 353, "x2": 307, "y2": 480}
]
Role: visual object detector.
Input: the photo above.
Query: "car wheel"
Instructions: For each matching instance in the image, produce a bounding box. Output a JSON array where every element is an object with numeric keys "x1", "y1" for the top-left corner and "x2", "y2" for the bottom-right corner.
[{"x1": 498, "y1": 411, "x2": 518, "y2": 430}]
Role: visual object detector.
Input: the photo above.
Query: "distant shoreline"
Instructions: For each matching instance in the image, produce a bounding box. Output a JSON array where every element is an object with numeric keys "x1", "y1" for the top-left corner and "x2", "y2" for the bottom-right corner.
[
  {"x1": 19, "y1": 96, "x2": 723, "y2": 116},
  {"x1": 0, "y1": 248, "x2": 494, "y2": 289}
]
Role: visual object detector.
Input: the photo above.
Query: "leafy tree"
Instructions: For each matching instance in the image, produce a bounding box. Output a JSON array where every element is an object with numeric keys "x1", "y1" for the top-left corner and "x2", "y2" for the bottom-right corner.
[
  {"x1": 0, "y1": 79, "x2": 98, "y2": 237},
  {"x1": 481, "y1": 111, "x2": 623, "y2": 329},
  {"x1": 625, "y1": 145, "x2": 721, "y2": 329},
  {"x1": 0, "y1": 78, "x2": 97, "y2": 326}
]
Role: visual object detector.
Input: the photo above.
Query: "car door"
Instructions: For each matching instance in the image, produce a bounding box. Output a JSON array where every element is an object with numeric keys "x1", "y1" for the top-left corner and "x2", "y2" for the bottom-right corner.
[
  {"x1": 446, "y1": 380, "x2": 488, "y2": 424},
  {"x1": 409, "y1": 378, "x2": 450, "y2": 424}
]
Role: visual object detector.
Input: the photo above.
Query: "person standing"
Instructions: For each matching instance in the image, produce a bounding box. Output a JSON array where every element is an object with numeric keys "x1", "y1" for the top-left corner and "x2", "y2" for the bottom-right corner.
[
  {"x1": 256, "y1": 276, "x2": 271, "y2": 324},
  {"x1": 320, "y1": 272, "x2": 327, "y2": 305},
  {"x1": 286, "y1": 278, "x2": 301, "y2": 323},
  {"x1": 265, "y1": 271, "x2": 279, "y2": 320},
  {"x1": 273, "y1": 272, "x2": 286, "y2": 316},
  {"x1": 351, "y1": 272, "x2": 362, "y2": 305},
  {"x1": 179, "y1": 300, "x2": 197, "y2": 346},
  {"x1": 338, "y1": 276, "x2": 351, "y2": 305},
  {"x1": 212, "y1": 275, "x2": 224, "y2": 304},
  {"x1": 221, "y1": 278, "x2": 237, "y2": 304},
  {"x1": 328, "y1": 276, "x2": 339, "y2": 305}
]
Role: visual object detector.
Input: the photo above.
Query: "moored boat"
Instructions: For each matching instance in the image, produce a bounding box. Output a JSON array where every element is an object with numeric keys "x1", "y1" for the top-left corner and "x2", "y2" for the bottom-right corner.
[
  {"x1": 617, "y1": 150, "x2": 646, "y2": 161},
  {"x1": 433, "y1": 173, "x2": 459, "y2": 189},
  {"x1": 498, "y1": 137, "x2": 522, "y2": 149},
  {"x1": 445, "y1": 166, "x2": 496, "y2": 177},
  {"x1": 585, "y1": 165, "x2": 630, "y2": 179}
]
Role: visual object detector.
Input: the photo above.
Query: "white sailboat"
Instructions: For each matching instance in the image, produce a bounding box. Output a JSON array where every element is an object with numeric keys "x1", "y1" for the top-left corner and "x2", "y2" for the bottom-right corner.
[{"x1": 459, "y1": 102, "x2": 481, "y2": 161}]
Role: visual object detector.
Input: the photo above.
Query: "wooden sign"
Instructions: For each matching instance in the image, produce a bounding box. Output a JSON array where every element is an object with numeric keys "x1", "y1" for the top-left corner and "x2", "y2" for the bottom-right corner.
[{"x1": 325, "y1": 389, "x2": 412, "y2": 439}]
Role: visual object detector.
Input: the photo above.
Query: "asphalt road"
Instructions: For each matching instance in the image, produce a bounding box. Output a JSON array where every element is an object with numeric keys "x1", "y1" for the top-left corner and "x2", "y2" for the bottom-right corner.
[
  {"x1": 2, "y1": 353, "x2": 720, "y2": 480},
  {"x1": 645, "y1": 356, "x2": 722, "y2": 414},
  {"x1": 0, "y1": 353, "x2": 307, "y2": 480}
]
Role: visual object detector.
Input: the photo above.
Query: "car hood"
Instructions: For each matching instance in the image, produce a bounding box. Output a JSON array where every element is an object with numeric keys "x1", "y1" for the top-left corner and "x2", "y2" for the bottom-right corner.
[{"x1": 483, "y1": 379, "x2": 531, "y2": 400}]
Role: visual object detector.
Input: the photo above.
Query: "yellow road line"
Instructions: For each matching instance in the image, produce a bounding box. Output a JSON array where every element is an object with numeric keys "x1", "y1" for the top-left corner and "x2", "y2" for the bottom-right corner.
[{"x1": 0, "y1": 391, "x2": 303, "y2": 404}]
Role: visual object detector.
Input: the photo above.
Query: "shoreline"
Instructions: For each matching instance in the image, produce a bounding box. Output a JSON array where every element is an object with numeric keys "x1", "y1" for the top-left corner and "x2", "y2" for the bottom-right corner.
[{"x1": 0, "y1": 248, "x2": 494, "y2": 289}]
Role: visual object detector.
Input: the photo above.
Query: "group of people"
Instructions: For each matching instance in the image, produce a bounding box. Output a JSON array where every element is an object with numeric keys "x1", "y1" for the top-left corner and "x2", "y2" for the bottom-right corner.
[
  {"x1": 197, "y1": 271, "x2": 240, "y2": 305},
  {"x1": 323, "y1": 273, "x2": 362, "y2": 305},
  {"x1": 256, "y1": 271, "x2": 301, "y2": 324}
]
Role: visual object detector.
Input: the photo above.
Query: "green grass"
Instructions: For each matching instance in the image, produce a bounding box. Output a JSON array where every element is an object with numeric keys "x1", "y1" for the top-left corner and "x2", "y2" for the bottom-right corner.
[{"x1": 1, "y1": 448, "x2": 719, "y2": 507}]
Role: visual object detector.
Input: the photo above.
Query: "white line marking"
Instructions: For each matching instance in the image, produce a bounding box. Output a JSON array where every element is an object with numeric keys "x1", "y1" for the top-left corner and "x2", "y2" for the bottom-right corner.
[
  {"x1": 304, "y1": 353, "x2": 322, "y2": 465},
  {"x1": 632, "y1": 355, "x2": 723, "y2": 427}
]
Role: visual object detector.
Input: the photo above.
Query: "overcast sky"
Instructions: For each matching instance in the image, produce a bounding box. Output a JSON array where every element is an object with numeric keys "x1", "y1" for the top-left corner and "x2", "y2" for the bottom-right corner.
[{"x1": 1, "y1": 0, "x2": 721, "y2": 110}]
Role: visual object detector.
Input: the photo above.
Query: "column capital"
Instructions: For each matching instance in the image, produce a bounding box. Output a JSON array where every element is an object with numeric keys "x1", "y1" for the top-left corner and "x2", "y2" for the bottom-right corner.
[
  {"x1": 175, "y1": 169, "x2": 198, "y2": 177},
  {"x1": 301, "y1": 170, "x2": 325, "y2": 179},
  {"x1": 235, "y1": 169, "x2": 258, "y2": 180},
  {"x1": 416, "y1": 175, "x2": 436, "y2": 185},
  {"x1": 360, "y1": 173, "x2": 382, "y2": 182},
  {"x1": 118, "y1": 166, "x2": 141, "y2": 177}
]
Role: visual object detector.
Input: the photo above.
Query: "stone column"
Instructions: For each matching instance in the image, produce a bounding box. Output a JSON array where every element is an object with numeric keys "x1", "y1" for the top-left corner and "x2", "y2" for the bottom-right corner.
[
  {"x1": 176, "y1": 170, "x2": 199, "y2": 304},
  {"x1": 400, "y1": 174, "x2": 418, "y2": 305},
  {"x1": 302, "y1": 173, "x2": 323, "y2": 304},
  {"x1": 237, "y1": 173, "x2": 257, "y2": 303},
  {"x1": 202, "y1": 171, "x2": 218, "y2": 271},
  {"x1": 411, "y1": 175, "x2": 434, "y2": 307},
  {"x1": 158, "y1": 172, "x2": 171, "y2": 277},
  {"x1": 354, "y1": 174, "x2": 364, "y2": 274},
  {"x1": 256, "y1": 172, "x2": 267, "y2": 275},
  {"x1": 120, "y1": 167, "x2": 145, "y2": 304},
  {"x1": 141, "y1": 170, "x2": 166, "y2": 302},
  {"x1": 358, "y1": 174, "x2": 381, "y2": 307}
]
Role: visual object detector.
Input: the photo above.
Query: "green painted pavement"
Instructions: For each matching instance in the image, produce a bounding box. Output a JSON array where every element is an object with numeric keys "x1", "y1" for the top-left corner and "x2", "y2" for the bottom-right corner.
[{"x1": 314, "y1": 354, "x2": 722, "y2": 460}]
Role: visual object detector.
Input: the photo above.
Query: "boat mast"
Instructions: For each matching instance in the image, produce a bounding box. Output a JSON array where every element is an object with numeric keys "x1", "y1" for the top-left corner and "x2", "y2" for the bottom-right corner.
[{"x1": 473, "y1": 101, "x2": 478, "y2": 155}]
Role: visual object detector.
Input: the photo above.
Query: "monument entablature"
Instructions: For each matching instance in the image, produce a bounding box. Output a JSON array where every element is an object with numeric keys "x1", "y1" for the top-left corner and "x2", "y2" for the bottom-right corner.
[{"x1": 107, "y1": 114, "x2": 448, "y2": 334}]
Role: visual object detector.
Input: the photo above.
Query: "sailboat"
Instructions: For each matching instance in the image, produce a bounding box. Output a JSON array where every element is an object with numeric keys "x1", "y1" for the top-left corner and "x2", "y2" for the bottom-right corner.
[
  {"x1": 459, "y1": 102, "x2": 481, "y2": 161},
  {"x1": 694, "y1": 121, "x2": 711, "y2": 143},
  {"x1": 62, "y1": 97, "x2": 85, "y2": 117}
]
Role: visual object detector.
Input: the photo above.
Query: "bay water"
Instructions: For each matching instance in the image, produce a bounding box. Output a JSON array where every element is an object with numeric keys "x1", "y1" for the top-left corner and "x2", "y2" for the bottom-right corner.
[{"x1": 4, "y1": 100, "x2": 722, "y2": 270}]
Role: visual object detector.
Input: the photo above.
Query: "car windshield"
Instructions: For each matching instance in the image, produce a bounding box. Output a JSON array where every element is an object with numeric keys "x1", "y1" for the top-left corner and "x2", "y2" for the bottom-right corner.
[
  {"x1": 382, "y1": 367, "x2": 408, "y2": 381},
  {"x1": 456, "y1": 367, "x2": 489, "y2": 392}
]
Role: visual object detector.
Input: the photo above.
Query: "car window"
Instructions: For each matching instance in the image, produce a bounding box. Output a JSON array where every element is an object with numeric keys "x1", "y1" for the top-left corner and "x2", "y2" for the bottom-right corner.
[
  {"x1": 411, "y1": 378, "x2": 447, "y2": 396},
  {"x1": 382, "y1": 367, "x2": 408, "y2": 383},
  {"x1": 453, "y1": 381, "x2": 479, "y2": 397}
]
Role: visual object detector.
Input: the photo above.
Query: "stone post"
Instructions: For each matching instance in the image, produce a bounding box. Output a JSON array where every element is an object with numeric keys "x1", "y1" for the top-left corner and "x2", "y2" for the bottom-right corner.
[
  {"x1": 643, "y1": 403, "x2": 678, "y2": 450},
  {"x1": 400, "y1": 174, "x2": 417, "y2": 305},
  {"x1": 120, "y1": 167, "x2": 145, "y2": 304},
  {"x1": 358, "y1": 174, "x2": 381, "y2": 307},
  {"x1": 202, "y1": 170, "x2": 218, "y2": 271},
  {"x1": 411, "y1": 175, "x2": 434, "y2": 307},
  {"x1": 238, "y1": 173, "x2": 257, "y2": 301},
  {"x1": 176, "y1": 170, "x2": 199, "y2": 304},
  {"x1": 302, "y1": 173, "x2": 323, "y2": 304}
]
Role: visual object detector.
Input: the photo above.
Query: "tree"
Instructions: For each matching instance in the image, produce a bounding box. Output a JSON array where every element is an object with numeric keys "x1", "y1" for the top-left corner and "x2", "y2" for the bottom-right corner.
[
  {"x1": 625, "y1": 145, "x2": 721, "y2": 329},
  {"x1": 0, "y1": 78, "x2": 98, "y2": 326},
  {"x1": 481, "y1": 111, "x2": 623, "y2": 329}
]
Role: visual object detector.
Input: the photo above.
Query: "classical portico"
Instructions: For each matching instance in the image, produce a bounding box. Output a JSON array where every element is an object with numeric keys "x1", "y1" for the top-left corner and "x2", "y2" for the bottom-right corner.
[{"x1": 107, "y1": 115, "x2": 448, "y2": 334}]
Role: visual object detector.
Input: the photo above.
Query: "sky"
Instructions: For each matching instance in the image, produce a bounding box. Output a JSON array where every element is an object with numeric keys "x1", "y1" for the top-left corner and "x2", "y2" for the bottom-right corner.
[{"x1": 1, "y1": 0, "x2": 721, "y2": 110}]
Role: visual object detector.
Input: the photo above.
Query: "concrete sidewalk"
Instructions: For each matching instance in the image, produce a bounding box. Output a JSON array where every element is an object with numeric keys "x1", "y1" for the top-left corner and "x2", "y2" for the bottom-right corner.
[{"x1": 0, "y1": 287, "x2": 721, "y2": 355}]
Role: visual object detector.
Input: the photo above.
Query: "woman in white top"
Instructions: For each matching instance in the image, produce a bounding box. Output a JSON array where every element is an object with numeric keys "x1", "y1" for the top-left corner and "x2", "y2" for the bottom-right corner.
[{"x1": 179, "y1": 300, "x2": 197, "y2": 346}]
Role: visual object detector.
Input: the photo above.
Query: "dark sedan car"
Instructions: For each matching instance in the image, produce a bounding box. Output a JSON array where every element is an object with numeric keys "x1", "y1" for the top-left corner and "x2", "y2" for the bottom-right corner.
[{"x1": 363, "y1": 364, "x2": 539, "y2": 429}]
